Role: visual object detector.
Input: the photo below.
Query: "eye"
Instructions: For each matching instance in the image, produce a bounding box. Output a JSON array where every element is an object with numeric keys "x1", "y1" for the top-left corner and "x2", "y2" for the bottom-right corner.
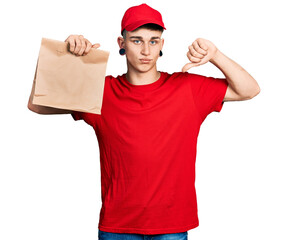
[
  {"x1": 133, "y1": 40, "x2": 141, "y2": 44},
  {"x1": 150, "y1": 40, "x2": 159, "y2": 46}
]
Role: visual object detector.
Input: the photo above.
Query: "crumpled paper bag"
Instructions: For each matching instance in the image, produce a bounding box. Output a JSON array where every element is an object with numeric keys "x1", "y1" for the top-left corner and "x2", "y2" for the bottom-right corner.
[{"x1": 32, "y1": 37, "x2": 109, "y2": 114}]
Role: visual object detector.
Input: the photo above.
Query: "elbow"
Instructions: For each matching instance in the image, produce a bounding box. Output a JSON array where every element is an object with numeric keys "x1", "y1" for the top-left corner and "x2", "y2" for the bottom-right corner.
[
  {"x1": 255, "y1": 86, "x2": 261, "y2": 96},
  {"x1": 251, "y1": 78, "x2": 261, "y2": 98},
  {"x1": 251, "y1": 85, "x2": 261, "y2": 98},
  {"x1": 247, "y1": 85, "x2": 261, "y2": 100},
  {"x1": 238, "y1": 85, "x2": 261, "y2": 101}
]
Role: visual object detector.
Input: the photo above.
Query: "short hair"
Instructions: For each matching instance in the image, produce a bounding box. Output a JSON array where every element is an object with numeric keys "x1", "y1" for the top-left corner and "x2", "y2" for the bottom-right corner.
[{"x1": 122, "y1": 23, "x2": 164, "y2": 39}]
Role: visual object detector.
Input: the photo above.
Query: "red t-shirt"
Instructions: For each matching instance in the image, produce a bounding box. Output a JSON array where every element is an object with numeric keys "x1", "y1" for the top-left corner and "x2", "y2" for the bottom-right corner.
[{"x1": 71, "y1": 71, "x2": 228, "y2": 235}]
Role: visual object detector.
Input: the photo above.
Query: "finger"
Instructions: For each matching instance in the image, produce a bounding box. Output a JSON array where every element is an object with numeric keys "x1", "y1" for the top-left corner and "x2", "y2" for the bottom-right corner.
[
  {"x1": 74, "y1": 37, "x2": 82, "y2": 55},
  {"x1": 189, "y1": 45, "x2": 205, "y2": 59},
  {"x1": 92, "y1": 43, "x2": 101, "y2": 49},
  {"x1": 197, "y1": 38, "x2": 208, "y2": 51},
  {"x1": 199, "y1": 55, "x2": 210, "y2": 65},
  {"x1": 187, "y1": 51, "x2": 201, "y2": 63},
  {"x1": 83, "y1": 42, "x2": 100, "y2": 56},
  {"x1": 182, "y1": 62, "x2": 200, "y2": 72},
  {"x1": 83, "y1": 40, "x2": 92, "y2": 55},
  {"x1": 66, "y1": 36, "x2": 76, "y2": 53},
  {"x1": 193, "y1": 40, "x2": 207, "y2": 55},
  {"x1": 77, "y1": 36, "x2": 87, "y2": 55}
]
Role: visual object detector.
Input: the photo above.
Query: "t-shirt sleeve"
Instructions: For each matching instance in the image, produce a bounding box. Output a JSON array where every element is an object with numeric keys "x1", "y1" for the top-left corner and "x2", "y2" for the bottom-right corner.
[
  {"x1": 185, "y1": 72, "x2": 228, "y2": 122},
  {"x1": 71, "y1": 111, "x2": 97, "y2": 128}
]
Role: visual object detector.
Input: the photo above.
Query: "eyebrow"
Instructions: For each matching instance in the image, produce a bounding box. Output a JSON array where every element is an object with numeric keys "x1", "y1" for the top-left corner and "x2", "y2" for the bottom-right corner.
[{"x1": 129, "y1": 36, "x2": 160, "y2": 40}]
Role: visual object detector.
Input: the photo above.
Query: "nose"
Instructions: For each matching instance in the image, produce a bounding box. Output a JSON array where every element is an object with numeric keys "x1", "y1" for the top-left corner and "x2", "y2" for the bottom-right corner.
[{"x1": 141, "y1": 42, "x2": 150, "y2": 56}]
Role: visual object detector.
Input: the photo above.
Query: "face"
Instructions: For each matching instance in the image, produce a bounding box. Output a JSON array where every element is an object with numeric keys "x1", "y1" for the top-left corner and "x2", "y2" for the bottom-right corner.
[{"x1": 117, "y1": 28, "x2": 164, "y2": 73}]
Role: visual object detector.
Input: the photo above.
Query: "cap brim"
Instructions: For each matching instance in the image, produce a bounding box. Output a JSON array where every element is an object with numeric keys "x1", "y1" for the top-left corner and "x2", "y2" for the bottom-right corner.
[{"x1": 124, "y1": 20, "x2": 166, "y2": 32}]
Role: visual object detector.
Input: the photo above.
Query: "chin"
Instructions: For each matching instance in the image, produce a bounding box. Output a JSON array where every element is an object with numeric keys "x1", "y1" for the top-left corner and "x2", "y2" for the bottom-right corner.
[
  {"x1": 137, "y1": 68, "x2": 153, "y2": 74},
  {"x1": 135, "y1": 64, "x2": 155, "y2": 73}
]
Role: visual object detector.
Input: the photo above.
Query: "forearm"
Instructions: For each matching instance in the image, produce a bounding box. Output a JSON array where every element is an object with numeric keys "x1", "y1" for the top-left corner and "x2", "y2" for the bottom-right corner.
[{"x1": 210, "y1": 50, "x2": 260, "y2": 98}]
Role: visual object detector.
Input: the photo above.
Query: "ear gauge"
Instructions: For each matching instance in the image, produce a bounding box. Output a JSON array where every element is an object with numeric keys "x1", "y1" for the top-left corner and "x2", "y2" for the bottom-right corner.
[
  {"x1": 159, "y1": 50, "x2": 163, "y2": 57},
  {"x1": 119, "y1": 48, "x2": 126, "y2": 55}
]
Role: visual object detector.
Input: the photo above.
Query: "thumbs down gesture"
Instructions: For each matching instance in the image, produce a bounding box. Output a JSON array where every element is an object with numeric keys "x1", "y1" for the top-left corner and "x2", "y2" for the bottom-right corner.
[{"x1": 182, "y1": 38, "x2": 218, "y2": 72}]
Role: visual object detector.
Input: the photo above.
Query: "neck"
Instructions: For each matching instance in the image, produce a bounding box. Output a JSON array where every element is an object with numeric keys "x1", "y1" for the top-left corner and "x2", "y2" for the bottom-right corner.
[{"x1": 126, "y1": 66, "x2": 161, "y2": 85}]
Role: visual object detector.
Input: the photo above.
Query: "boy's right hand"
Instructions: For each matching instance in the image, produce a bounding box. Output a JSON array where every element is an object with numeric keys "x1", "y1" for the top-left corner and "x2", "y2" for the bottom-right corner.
[{"x1": 64, "y1": 35, "x2": 101, "y2": 56}]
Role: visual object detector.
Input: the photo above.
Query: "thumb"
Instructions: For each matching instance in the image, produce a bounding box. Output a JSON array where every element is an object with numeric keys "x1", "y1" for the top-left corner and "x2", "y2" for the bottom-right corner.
[
  {"x1": 92, "y1": 43, "x2": 101, "y2": 49},
  {"x1": 182, "y1": 63, "x2": 196, "y2": 72}
]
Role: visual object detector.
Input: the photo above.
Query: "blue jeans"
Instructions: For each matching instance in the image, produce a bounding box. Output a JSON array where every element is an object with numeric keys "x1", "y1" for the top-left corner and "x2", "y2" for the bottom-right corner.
[{"x1": 98, "y1": 229, "x2": 188, "y2": 240}]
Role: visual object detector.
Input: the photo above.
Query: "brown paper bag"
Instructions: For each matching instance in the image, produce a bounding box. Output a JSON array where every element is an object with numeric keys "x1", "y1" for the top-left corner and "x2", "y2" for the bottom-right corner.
[{"x1": 32, "y1": 37, "x2": 109, "y2": 114}]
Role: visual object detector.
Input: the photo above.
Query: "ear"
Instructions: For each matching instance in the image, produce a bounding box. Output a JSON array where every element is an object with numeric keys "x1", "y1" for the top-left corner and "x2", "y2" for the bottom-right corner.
[
  {"x1": 117, "y1": 36, "x2": 125, "y2": 49},
  {"x1": 161, "y1": 38, "x2": 164, "y2": 49}
]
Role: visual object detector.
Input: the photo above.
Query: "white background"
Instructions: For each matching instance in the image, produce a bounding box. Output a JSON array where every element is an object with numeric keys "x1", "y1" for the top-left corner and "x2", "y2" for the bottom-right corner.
[{"x1": 1, "y1": 0, "x2": 287, "y2": 239}]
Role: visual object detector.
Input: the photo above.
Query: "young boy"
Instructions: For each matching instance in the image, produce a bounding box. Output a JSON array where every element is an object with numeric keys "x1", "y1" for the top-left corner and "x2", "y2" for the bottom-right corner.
[{"x1": 28, "y1": 3, "x2": 260, "y2": 240}]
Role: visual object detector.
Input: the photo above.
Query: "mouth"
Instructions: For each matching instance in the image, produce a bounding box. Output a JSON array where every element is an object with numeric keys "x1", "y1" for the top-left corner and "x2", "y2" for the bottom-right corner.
[{"x1": 139, "y1": 59, "x2": 152, "y2": 64}]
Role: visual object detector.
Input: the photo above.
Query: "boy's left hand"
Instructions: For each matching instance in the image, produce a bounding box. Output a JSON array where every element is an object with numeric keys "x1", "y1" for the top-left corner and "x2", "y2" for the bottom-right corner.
[{"x1": 182, "y1": 38, "x2": 218, "y2": 72}]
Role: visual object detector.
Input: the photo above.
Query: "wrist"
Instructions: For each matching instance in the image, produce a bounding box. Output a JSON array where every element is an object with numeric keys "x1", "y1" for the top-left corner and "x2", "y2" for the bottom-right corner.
[{"x1": 209, "y1": 49, "x2": 223, "y2": 65}]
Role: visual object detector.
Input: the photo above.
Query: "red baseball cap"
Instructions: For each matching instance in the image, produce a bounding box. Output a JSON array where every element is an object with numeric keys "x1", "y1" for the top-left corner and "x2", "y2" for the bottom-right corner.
[{"x1": 121, "y1": 3, "x2": 166, "y2": 35}]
